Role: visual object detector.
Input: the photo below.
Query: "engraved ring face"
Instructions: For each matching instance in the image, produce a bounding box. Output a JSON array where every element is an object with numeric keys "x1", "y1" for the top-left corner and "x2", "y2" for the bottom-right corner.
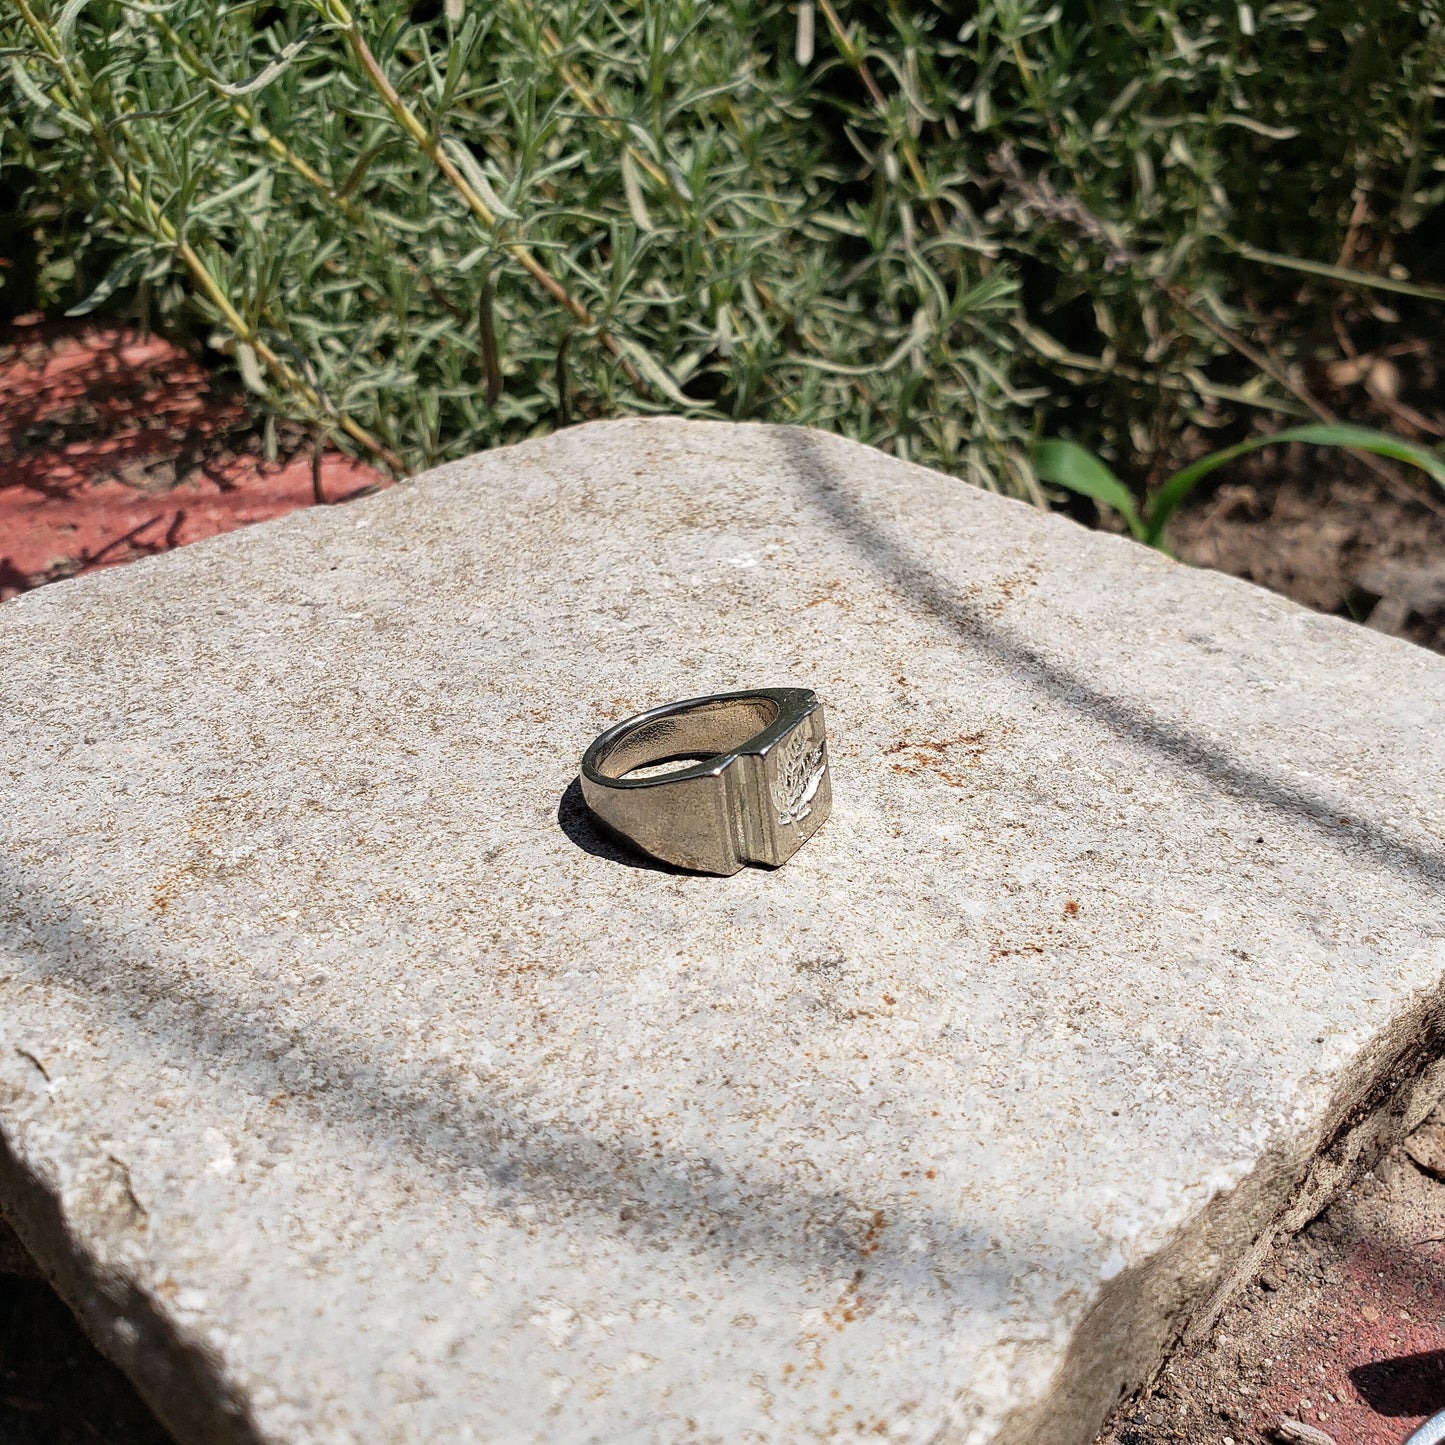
[{"x1": 579, "y1": 688, "x2": 831, "y2": 875}]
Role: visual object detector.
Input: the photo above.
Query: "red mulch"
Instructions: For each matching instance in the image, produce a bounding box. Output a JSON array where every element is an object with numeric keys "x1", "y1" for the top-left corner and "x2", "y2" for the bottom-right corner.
[{"x1": 0, "y1": 316, "x2": 384, "y2": 600}]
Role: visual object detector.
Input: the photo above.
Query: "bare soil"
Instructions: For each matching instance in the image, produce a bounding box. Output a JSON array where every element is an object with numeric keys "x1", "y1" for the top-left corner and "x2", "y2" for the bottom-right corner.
[
  {"x1": 1098, "y1": 1124, "x2": 1445, "y2": 1445},
  {"x1": 1169, "y1": 450, "x2": 1445, "y2": 657},
  {"x1": 1166, "y1": 334, "x2": 1445, "y2": 656}
]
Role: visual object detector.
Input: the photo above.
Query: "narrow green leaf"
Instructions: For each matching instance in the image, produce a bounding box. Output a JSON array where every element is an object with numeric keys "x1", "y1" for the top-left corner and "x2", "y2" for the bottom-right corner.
[
  {"x1": 334, "y1": 140, "x2": 389, "y2": 200},
  {"x1": 235, "y1": 342, "x2": 267, "y2": 395},
  {"x1": 210, "y1": 27, "x2": 319, "y2": 98},
  {"x1": 188, "y1": 164, "x2": 271, "y2": 218},
  {"x1": 102, "y1": 93, "x2": 204, "y2": 129},
  {"x1": 442, "y1": 138, "x2": 518, "y2": 221},
  {"x1": 64, "y1": 251, "x2": 144, "y2": 315},
  {"x1": 1144, "y1": 425, "x2": 1445, "y2": 547},
  {"x1": 8, "y1": 55, "x2": 87, "y2": 134},
  {"x1": 617, "y1": 338, "x2": 705, "y2": 409},
  {"x1": 1033, "y1": 439, "x2": 1146, "y2": 541},
  {"x1": 1229, "y1": 241, "x2": 1445, "y2": 304},
  {"x1": 55, "y1": 0, "x2": 91, "y2": 49},
  {"x1": 621, "y1": 150, "x2": 653, "y2": 233},
  {"x1": 478, "y1": 273, "x2": 501, "y2": 406}
]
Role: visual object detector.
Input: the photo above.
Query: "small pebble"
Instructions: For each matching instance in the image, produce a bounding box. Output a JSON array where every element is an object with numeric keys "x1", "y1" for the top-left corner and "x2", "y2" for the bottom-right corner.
[{"x1": 1274, "y1": 1417, "x2": 1338, "y2": 1445}]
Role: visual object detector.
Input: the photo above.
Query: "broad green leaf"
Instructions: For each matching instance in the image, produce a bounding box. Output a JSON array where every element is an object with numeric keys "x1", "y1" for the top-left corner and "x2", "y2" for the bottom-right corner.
[
  {"x1": 1033, "y1": 440, "x2": 1146, "y2": 541},
  {"x1": 1144, "y1": 425, "x2": 1445, "y2": 547}
]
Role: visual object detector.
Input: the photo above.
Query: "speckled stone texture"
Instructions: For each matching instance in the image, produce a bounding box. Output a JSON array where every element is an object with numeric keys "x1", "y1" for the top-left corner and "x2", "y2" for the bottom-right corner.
[{"x1": 1, "y1": 420, "x2": 1442, "y2": 1445}]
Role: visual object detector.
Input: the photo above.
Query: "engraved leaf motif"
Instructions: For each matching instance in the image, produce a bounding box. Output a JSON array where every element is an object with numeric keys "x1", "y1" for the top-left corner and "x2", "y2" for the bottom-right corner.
[{"x1": 773, "y1": 727, "x2": 827, "y2": 826}]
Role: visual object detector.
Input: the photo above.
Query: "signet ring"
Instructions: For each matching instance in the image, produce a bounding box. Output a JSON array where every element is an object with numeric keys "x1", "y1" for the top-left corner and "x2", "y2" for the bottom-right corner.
[{"x1": 579, "y1": 688, "x2": 831, "y2": 875}]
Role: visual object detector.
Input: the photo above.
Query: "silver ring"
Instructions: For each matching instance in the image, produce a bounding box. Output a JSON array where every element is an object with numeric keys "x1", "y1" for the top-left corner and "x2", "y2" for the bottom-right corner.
[
  {"x1": 579, "y1": 688, "x2": 831, "y2": 875},
  {"x1": 1404, "y1": 1413, "x2": 1445, "y2": 1445}
]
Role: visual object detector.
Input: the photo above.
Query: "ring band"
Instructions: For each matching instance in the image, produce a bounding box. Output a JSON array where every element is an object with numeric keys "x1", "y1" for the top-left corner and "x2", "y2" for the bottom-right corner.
[{"x1": 579, "y1": 688, "x2": 831, "y2": 875}]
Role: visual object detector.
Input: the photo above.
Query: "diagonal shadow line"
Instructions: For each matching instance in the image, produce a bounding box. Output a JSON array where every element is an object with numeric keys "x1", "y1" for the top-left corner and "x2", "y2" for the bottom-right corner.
[
  {"x1": 0, "y1": 865, "x2": 1121, "y2": 1444},
  {"x1": 15, "y1": 850, "x2": 1444, "y2": 1445},
  {"x1": 24, "y1": 847, "x2": 1326, "y2": 1445},
  {"x1": 0, "y1": 864, "x2": 1036, "y2": 1336},
  {"x1": 6, "y1": 418, "x2": 1438, "y2": 1438},
  {"x1": 776, "y1": 427, "x2": 1445, "y2": 894}
]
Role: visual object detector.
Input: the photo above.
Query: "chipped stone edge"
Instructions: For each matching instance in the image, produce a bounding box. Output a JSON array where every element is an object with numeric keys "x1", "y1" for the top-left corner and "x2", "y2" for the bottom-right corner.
[
  {"x1": 8, "y1": 1008, "x2": 1440, "y2": 1445},
  {"x1": 0, "y1": 1105, "x2": 263, "y2": 1445},
  {"x1": 994, "y1": 990, "x2": 1445, "y2": 1445}
]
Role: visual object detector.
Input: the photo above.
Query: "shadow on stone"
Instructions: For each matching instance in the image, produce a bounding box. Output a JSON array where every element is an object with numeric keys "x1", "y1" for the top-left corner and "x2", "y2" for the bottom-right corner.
[
  {"x1": 777, "y1": 426, "x2": 1445, "y2": 893},
  {"x1": 0, "y1": 1134, "x2": 252, "y2": 1445},
  {"x1": 0, "y1": 1269, "x2": 176, "y2": 1445},
  {"x1": 0, "y1": 852, "x2": 1037, "y2": 1370}
]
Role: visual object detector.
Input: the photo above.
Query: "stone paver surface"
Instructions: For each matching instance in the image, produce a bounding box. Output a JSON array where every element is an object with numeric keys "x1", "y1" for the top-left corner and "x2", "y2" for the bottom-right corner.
[{"x1": 1, "y1": 420, "x2": 1443, "y2": 1444}]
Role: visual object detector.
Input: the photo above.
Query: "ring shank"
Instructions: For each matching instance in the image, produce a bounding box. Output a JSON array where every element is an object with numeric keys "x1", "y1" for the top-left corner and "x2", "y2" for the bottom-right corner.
[{"x1": 590, "y1": 695, "x2": 780, "y2": 779}]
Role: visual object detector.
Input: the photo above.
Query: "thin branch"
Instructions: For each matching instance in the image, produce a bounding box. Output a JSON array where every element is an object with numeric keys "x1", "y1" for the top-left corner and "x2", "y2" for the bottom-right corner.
[
  {"x1": 311, "y1": 428, "x2": 327, "y2": 504},
  {"x1": 11, "y1": 0, "x2": 404, "y2": 472},
  {"x1": 524, "y1": 16, "x2": 807, "y2": 412},
  {"x1": 324, "y1": 0, "x2": 645, "y2": 391},
  {"x1": 1228, "y1": 238, "x2": 1445, "y2": 304},
  {"x1": 151, "y1": 13, "x2": 471, "y2": 324},
  {"x1": 814, "y1": 0, "x2": 948, "y2": 239}
]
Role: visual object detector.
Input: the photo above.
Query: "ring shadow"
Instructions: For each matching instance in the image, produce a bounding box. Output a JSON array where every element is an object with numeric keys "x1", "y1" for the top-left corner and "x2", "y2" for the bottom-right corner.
[
  {"x1": 555, "y1": 775, "x2": 685, "y2": 873},
  {"x1": 1351, "y1": 1350, "x2": 1445, "y2": 1418}
]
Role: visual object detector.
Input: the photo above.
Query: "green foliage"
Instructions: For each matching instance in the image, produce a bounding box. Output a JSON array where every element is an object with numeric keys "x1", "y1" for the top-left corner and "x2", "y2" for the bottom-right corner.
[
  {"x1": 1035, "y1": 438, "x2": 1149, "y2": 539},
  {"x1": 1037, "y1": 425, "x2": 1445, "y2": 549},
  {"x1": 2, "y1": 0, "x2": 1443, "y2": 487}
]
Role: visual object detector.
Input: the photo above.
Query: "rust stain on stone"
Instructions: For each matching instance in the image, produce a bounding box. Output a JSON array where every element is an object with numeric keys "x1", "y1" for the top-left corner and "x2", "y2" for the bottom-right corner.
[{"x1": 885, "y1": 725, "x2": 1015, "y2": 787}]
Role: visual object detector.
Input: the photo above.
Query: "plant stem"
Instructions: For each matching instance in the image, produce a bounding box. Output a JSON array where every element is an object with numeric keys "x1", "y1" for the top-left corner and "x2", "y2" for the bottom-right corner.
[
  {"x1": 1227, "y1": 239, "x2": 1445, "y2": 303},
  {"x1": 814, "y1": 0, "x2": 949, "y2": 239},
  {"x1": 525, "y1": 15, "x2": 810, "y2": 414},
  {"x1": 323, "y1": 0, "x2": 645, "y2": 391},
  {"x1": 150, "y1": 13, "x2": 471, "y2": 325},
  {"x1": 12, "y1": 0, "x2": 404, "y2": 472}
]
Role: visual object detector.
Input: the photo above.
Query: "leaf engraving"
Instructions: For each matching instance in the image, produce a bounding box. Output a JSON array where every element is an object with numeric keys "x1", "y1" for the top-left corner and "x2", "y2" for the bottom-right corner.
[{"x1": 773, "y1": 727, "x2": 827, "y2": 826}]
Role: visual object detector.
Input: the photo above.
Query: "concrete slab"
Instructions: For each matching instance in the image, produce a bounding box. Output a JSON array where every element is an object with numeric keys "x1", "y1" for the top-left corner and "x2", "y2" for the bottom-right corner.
[{"x1": 0, "y1": 419, "x2": 1442, "y2": 1445}]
